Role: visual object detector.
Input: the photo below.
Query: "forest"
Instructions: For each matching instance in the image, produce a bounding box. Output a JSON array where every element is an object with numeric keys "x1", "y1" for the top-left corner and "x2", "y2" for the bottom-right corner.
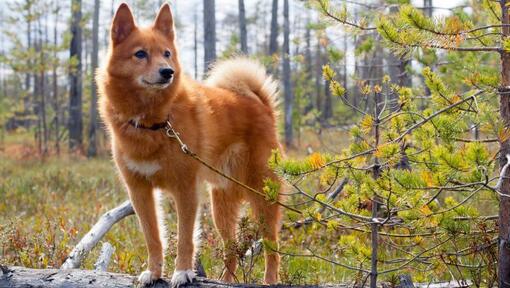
[{"x1": 1, "y1": 0, "x2": 510, "y2": 287}]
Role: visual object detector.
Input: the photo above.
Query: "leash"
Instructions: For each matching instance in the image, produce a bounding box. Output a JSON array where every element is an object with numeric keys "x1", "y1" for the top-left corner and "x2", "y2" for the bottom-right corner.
[{"x1": 164, "y1": 120, "x2": 301, "y2": 214}]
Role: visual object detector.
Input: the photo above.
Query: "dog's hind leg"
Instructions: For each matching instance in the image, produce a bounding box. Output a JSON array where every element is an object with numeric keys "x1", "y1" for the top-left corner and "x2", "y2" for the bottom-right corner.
[
  {"x1": 245, "y1": 169, "x2": 282, "y2": 285},
  {"x1": 211, "y1": 187, "x2": 242, "y2": 283}
]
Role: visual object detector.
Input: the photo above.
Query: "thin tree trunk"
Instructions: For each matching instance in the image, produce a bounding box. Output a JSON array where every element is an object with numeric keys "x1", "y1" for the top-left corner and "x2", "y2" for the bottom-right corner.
[
  {"x1": 52, "y1": 0, "x2": 60, "y2": 155},
  {"x1": 315, "y1": 37, "x2": 322, "y2": 114},
  {"x1": 69, "y1": 0, "x2": 83, "y2": 150},
  {"x1": 41, "y1": 16, "x2": 48, "y2": 156},
  {"x1": 343, "y1": 32, "x2": 347, "y2": 96},
  {"x1": 322, "y1": 41, "x2": 332, "y2": 122},
  {"x1": 24, "y1": 0, "x2": 32, "y2": 116},
  {"x1": 268, "y1": 0, "x2": 278, "y2": 56},
  {"x1": 370, "y1": 90, "x2": 383, "y2": 288},
  {"x1": 499, "y1": 2, "x2": 510, "y2": 287},
  {"x1": 282, "y1": 0, "x2": 292, "y2": 147},
  {"x1": 388, "y1": 6, "x2": 411, "y2": 103},
  {"x1": 238, "y1": 0, "x2": 248, "y2": 54},
  {"x1": 34, "y1": 20, "x2": 41, "y2": 154},
  {"x1": 87, "y1": 0, "x2": 100, "y2": 157},
  {"x1": 194, "y1": 8, "x2": 198, "y2": 79},
  {"x1": 422, "y1": 0, "x2": 432, "y2": 99},
  {"x1": 203, "y1": 0, "x2": 216, "y2": 73}
]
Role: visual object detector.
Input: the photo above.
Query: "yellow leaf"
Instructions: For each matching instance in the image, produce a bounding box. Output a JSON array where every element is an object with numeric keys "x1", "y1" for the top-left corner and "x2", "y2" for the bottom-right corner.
[
  {"x1": 308, "y1": 153, "x2": 326, "y2": 169},
  {"x1": 450, "y1": 94, "x2": 462, "y2": 103},
  {"x1": 420, "y1": 205, "x2": 432, "y2": 216},
  {"x1": 499, "y1": 127, "x2": 510, "y2": 143},
  {"x1": 360, "y1": 115, "x2": 373, "y2": 134},
  {"x1": 420, "y1": 171, "x2": 435, "y2": 187}
]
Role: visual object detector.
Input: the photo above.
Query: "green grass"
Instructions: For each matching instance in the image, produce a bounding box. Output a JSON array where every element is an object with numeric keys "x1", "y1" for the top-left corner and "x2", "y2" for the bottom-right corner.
[{"x1": 0, "y1": 131, "x2": 352, "y2": 285}]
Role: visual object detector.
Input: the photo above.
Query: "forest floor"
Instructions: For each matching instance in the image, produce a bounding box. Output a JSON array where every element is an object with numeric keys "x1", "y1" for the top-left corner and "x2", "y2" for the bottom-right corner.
[{"x1": 0, "y1": 129, "x2": 354, "y2": 286}]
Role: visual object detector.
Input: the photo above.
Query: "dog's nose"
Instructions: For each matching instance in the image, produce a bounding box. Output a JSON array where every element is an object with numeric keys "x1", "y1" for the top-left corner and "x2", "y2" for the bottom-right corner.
[{"x1": 159, "y1": 68, "x2": 174, "y2": 80}]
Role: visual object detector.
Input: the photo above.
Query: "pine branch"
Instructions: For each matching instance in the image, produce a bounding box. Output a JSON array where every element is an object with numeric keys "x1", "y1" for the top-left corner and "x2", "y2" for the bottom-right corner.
[
  {"x1": 316, "y1": 0, "x2": 377, "y2": 31},
  {"x1": 393, "y1": 91, "x2": 483, "y2": 143}
]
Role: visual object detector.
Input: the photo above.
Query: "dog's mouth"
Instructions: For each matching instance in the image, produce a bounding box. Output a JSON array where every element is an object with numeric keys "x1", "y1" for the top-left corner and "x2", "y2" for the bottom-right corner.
[{"x1": 141, "y1": 78, "x2": 172, "y2": 88}]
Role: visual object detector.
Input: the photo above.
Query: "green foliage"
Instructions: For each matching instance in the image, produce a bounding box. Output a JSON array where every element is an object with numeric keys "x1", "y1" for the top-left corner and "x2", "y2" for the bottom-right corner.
[{"x1": 263, "y1": 178, "x2": 281, "y2": 203}]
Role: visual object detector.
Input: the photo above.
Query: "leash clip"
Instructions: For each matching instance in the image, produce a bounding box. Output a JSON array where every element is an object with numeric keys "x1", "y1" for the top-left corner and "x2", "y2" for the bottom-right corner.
[{"x1": 165, "y1": 121, "x2": 178, "y2": 138}]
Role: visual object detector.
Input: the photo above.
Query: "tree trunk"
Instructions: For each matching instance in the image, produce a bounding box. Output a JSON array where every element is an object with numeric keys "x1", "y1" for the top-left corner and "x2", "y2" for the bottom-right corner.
[
  {"x1": 268, "y1": 0, "x2": 278, "y2": 56},
  {"x1": 315, "y1": 36, "x2": 322, "y2": 114},
  {"x1": 194, "y1": 8, "x2": 198, "y2": 79},
  {"x1": 39, "y1": 24, "x2": 48, "y2": 157},
  {"x1": 282, "y1": 0, "x2": 293, "y2": 148},
  {"x1": 87, "y1": 0, "x2": 100, "y2": 157},
  {"x1": 203, "y1": 0, "x2": 216, "y2": 73},
  {"x1": 322, "y1": 41, "x2": 332, "y2": 122},
  {"x1": 0, "y1": 266, "x2": 345, "y2": 288},
  {"x1": 422, "y1": 0, "x2": 433, "y2": 99},
  {"x1": 69, "y1": 0, "x2": 83, "y2": 151},
  {"x1": 52, "y1": 0, "x2": 60, "y2": 154},
  {"x1": 34, "y1": 21, "x2": 42, "y2": 154},
  {"x1": 388, "y1": 6, "x2": 411, "y2": 96},
  {"x1": 499, "y1": 2, "x2": 510, "y2": 286},
  {"x1": 24, "y1": 0, "x2": 32, "y2": 116},
  {"x1": 238, "y1": 0, "x2": 248, "y2": 54},
  {"x1": 305, "y1": 13, "x2": 312, "y2": 79}
]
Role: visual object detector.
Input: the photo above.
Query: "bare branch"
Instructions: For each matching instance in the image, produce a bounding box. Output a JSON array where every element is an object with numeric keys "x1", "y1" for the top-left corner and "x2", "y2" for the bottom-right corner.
[
  {"x1": 94, "y1": 242, "x2": 115, "y2": 271},
  {"x1": 61, "y1": 201, "x2": 134, "y2": 270}
]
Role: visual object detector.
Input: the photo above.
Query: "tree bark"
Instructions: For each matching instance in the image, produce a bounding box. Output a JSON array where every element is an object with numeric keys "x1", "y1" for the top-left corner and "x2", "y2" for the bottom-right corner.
[
  {"x1": 69, "y1": 0, "x2": 83, "y2": 150},
  {"x1": 0, "y1": 266, "x2": 345, "y2": 288},
  {"x1": 268, "y1": 0, "x2": 278, "y2": 56},
  {"x1": 422, "y1": 0, "x2": 433, "y2": 99},
  {"x1": 203, "y1": 0, "x2": 216, "y2": 73},
  {"x1": 24, "y1": 0, "x2": 32, "y2": 116},
  {"x1": 238, "y1": 0, "x2": 248, "y2": 54},
  {"x1": 52, "y1": 0, "x2": 60, "y2": 154},
  {"x1": 39, "y1": 23, "x2": 48, "y2": 156},
  {"x1": 282, "y1": 0, "x2": 293, "y2": 147},
  {"x1": 194, "y1": 8, "x2": 198, "y2": 79},
  {"x1": 87, "y1": 0, "x2": 100, "y2": 157},
  {"x1": 388, "y1": 6, "x2": 411, "y2": 102},
  {"x1": 499, "y1": 1, "x2": 510, "y2": 286},
  {"x1": 315, "y1": 36, "x2": 323, "y2": 114},
  {"x1": 322, "y1": 41, "x2": 332, "y2": 122}
]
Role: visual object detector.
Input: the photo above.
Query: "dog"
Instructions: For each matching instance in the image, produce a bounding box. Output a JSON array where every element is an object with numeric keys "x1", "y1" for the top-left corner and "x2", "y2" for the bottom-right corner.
[{"x1": 97, "y1": 3, "x2": 283, "y2": 287}]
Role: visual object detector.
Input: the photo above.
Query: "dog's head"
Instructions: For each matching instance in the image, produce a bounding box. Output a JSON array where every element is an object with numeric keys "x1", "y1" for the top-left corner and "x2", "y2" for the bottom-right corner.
[{"x1": 107, "y1": 3, "x2": 180, "y2": 91}]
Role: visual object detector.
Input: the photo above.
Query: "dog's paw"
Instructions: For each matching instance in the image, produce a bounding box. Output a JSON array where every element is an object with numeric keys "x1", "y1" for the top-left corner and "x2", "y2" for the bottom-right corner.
[
  {"x1": 138, "y1": 270, "x2": 159, "y2": 286},
  {"x1": 171, "y1": 269, "x2": 196, "y2": 287}
]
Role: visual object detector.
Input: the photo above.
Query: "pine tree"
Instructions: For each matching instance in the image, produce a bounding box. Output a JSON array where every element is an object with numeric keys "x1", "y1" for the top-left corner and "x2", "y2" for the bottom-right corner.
[
  {"x1": 282, "y1": 0, "x2": 293, "y2": 147},
  {"x1": 263, "y1": 1, "x2": 508, "y2": 286},
  {"x1": 68, "y1": 0, "x2": 83, "y2": 150},
  {"x1": 87, "y1": 0, "x2": 100, "y2": 157},
  {"x1": 203, "y1": 0, "x2": 216, "y2": 73}
]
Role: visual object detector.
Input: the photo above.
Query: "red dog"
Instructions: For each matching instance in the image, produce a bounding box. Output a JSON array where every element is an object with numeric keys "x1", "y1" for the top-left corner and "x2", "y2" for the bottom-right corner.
[{"x1": 97, "y1": 3, "x2": 283, "y2": 286}]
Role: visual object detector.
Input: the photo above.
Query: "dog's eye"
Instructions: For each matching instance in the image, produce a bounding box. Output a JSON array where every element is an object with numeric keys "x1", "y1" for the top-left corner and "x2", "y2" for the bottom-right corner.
[
  {"x1": 164, "y1": 50, "x2": 171, "y2": 58},
  {"x1": 134, "y1": 50, "x2": 148, "y2": 59}
]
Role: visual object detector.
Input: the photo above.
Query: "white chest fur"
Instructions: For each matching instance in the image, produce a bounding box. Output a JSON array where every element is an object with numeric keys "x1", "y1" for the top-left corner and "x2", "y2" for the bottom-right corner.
[{"x1": 123, "y1": 155, "x2": 161, "y2": 177}]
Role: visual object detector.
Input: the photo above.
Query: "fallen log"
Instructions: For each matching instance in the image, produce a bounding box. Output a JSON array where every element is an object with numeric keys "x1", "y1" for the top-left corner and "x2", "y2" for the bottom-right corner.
[{"x1": 0, "y1": 266, "x2": 346, "y2": 288}]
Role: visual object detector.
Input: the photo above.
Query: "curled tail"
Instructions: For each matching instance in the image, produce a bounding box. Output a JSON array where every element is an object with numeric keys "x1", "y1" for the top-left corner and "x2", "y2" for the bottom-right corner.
[{"x1": 205, "y1": 57, "x2": 279, "y2": 115}]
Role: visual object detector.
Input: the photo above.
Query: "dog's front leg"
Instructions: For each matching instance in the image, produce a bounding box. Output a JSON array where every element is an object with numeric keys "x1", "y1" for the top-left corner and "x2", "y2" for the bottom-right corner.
[
  {"x1": 171, "y1": 188, "x2": 199, "y2": 287},
  {"x1": 122, "y1": 174, "x2": 164, "y2": 286}
]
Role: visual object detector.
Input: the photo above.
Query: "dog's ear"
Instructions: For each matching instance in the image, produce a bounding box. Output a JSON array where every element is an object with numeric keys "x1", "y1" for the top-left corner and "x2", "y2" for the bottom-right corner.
[
  {"x1": 153, "y1": 3, "x2": 175, "y2": 40},
  {"x1": 111, "y1": 3, "x2": 136, "y2": 45}
]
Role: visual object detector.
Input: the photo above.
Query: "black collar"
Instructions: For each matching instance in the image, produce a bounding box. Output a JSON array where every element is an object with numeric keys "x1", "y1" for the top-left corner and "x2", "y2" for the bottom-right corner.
[{"x1": 128, "y1": 119, "x2": 168, "y2": 131}]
